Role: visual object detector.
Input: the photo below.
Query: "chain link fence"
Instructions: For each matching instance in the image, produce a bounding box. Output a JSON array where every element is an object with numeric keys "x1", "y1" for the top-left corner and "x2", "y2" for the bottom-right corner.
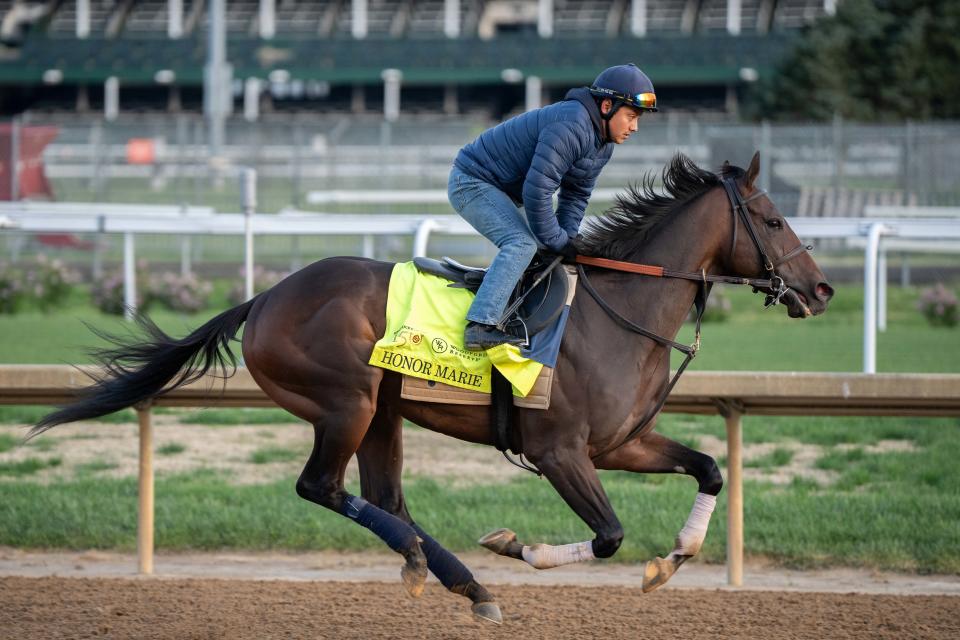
[{"x1": 6, "y1": 113, "x2": 959, "y2": 215}]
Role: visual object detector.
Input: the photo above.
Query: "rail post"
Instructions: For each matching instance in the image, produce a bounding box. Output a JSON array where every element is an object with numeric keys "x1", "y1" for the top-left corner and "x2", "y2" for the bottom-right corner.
[
  {"x1": 241, "y1": 167, "x2": 257, "y2": 301},
  {"x1": 123, "y1": 232, "x2": 137, "y2": 321},
  {"x1": 863, "y1": 223, "x2": 888, "y2": 373},
  {"x1": 136, "y1": 400, "x2": 154, "y2": 575},
  {"x1": 413, "y1": 218, "x2": 440, "y2": 257},
  {"x1": 715, "y1": 398, "x2": 744, "y2": 587}
]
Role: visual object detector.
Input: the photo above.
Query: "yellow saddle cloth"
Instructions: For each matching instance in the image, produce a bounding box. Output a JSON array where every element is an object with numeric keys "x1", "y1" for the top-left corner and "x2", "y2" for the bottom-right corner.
[{"x1": 368, "y1": 261, "x2": 543, "y2": 396}]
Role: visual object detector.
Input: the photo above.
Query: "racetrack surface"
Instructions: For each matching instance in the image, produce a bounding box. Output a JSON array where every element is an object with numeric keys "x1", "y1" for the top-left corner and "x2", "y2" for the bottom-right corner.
[{"x1": 2, "y1": 576, "x2": 958, "y2": 640}]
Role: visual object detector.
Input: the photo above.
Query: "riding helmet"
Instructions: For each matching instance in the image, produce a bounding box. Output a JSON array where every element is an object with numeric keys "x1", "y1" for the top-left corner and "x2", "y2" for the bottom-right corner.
[{"x1": 589, "y1": 64, "x2": 658, "y2": 118}]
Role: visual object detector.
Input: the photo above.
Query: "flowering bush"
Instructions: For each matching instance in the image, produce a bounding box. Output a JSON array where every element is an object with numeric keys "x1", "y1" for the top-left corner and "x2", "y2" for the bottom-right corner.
[
  {"x1": 147, "y1": 272, "x2": 213, "y2": 313},
  {"x1": 90, "y1": 260, "x2": 150, "y2": 315},
  {"x1": 227, "y1": 266, "x2": 288, "y2": 306},
  {"x1": 0, "y1": 262, "x2": 25, "y2": 314},
  {"x1": 22, "y1": 254, "x2": 80, "y2": 310},
  {"x1": 91, "y1": 271, "x2": 137, "y2": 315},
  {"x1": 917, "y1": 283, "x2": 958, "y2": 327}
]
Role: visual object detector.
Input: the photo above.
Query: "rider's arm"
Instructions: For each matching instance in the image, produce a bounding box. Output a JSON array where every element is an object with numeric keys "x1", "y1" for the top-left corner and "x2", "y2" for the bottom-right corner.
[
  {"x1": 522, "y1": 122, "x2": 585, "y2": 253},
  {"x1": 556, "y1": 168, "x2": 602, "y2": 239}
]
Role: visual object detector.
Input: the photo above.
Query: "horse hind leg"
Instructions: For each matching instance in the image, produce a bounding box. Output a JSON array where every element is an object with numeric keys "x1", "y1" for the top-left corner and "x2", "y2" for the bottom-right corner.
[
  {"x1": 293, "y1": 394, "x2": 428, "y2": 598},
  {"x1": 357, "y1": 407, "x2": 502, "y2": 624},
  {"x1": 595, "y1": 430, "x2": 723, "y2": 593}
]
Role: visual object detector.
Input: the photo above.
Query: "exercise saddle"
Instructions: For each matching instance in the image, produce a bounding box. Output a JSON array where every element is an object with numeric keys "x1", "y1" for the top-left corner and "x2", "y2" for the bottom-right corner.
[{"x1": 412, "y1": 253, "x2": 569, "y2": 342}]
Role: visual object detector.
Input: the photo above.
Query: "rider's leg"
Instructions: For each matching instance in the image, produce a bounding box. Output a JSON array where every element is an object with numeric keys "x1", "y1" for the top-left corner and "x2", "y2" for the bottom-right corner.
[{"x1": 448, "y1": 167, "x2": 537, "y2": 347}]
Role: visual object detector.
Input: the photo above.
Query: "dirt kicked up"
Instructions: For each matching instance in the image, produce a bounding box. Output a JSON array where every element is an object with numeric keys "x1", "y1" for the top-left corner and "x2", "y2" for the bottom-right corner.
[{"x1": 1, "y1": 577, "x2": 957, "y2": 640}]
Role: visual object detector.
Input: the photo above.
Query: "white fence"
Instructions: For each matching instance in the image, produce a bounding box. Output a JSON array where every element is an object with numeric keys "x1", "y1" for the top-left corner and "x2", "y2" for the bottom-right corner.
[{"x1": 2, "y1": 197, "x2": 960, "y2": 373}]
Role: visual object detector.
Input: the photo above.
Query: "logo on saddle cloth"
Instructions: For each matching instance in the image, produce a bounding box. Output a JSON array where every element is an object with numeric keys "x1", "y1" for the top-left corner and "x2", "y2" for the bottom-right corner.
[{"x1": 368, "y1": 262, "x2": 543, "y2": 396}]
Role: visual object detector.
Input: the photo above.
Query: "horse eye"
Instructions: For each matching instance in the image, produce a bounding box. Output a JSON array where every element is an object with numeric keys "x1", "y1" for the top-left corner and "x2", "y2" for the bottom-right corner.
[{"x1": 765, "y1": 218, "x2": 782, "y2": 229}]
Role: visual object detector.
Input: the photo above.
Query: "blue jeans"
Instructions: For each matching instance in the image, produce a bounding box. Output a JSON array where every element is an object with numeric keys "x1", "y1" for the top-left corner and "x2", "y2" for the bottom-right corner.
[{"x1": 448, "y1": 166, "x2": 539, "y2": 325}]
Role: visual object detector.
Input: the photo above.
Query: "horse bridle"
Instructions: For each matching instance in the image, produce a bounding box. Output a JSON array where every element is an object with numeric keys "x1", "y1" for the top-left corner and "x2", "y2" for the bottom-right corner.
[
  {"x1": 720, "y1": 177, "x2": 812, "y2": 307},
  {"x1": 575, "y1": 175, "x2": 813, "y2": 462}
]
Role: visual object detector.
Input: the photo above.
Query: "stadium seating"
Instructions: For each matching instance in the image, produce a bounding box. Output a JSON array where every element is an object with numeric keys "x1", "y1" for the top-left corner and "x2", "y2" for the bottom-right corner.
[
  {"x1": 0, "y1": 0, "x2": 830, "y2": 115},
  {"x1": 554, "y1": 0, "x2": 613, "y2": 35},
  {"x1": 6, "y1": 0, "x2": 830, "y2": 40}
]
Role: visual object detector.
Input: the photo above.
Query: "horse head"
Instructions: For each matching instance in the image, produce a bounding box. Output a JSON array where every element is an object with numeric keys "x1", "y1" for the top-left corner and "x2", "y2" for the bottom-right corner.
[{"x1": 721, "y1": 152, "x2": 834, "y2": 318}]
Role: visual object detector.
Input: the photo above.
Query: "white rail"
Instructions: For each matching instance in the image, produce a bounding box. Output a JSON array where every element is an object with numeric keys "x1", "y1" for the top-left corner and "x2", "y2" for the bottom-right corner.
[{"x1": 3, "y1": 201, "x2": 960, "y2": 373}]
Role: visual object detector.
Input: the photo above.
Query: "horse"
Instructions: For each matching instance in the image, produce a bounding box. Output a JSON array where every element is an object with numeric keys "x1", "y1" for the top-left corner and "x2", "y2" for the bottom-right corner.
[{"x1": 30, "y1": 152, "x2": 833, "y2": 624}]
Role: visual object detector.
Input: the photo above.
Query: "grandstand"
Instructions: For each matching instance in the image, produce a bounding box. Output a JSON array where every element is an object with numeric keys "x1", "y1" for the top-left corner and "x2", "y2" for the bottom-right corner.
[{"x1": 0, "y1": 0, "x2": 834, "y2": 117}]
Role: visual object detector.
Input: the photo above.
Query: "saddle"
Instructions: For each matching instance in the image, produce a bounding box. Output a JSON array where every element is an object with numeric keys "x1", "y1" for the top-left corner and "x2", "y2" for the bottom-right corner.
[
  {"x1": 413, "y1": 253, "x2": 569, "y2": 341},
  {"x1": 410, "y1": 254, "x2": 573, "y2": 473}
]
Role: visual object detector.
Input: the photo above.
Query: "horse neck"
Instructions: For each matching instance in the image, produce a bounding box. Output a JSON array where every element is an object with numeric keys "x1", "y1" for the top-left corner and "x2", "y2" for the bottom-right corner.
[{"x1": 589, "y1": 189, "x2": 728, "y2": 344}]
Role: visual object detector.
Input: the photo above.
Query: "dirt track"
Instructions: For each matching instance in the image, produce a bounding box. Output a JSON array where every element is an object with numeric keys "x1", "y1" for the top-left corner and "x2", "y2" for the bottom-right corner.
[{"x1": 1, "y1": 576, "x2": 957, "y2": 640}]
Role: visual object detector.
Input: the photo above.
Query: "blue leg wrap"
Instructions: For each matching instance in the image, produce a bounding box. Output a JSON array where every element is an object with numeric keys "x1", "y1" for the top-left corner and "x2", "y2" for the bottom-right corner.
[
  {"x1": 412, "y1": 523, "x2": 474, "y2": 590},
  {"x1": 341, "y1": 495, "x2": 417, "y2": 553}
]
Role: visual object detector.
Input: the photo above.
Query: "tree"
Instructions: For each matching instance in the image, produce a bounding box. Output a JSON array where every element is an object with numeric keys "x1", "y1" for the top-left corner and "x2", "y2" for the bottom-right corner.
[{"x1": 752, "y1": 0, "x2": 960, "y2": 121}]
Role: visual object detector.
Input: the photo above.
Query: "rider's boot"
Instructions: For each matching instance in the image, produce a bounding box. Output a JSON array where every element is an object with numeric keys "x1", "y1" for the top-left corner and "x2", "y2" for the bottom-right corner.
[{"x1": 463, "y1": 322, "x2": 525, "y2": 351}]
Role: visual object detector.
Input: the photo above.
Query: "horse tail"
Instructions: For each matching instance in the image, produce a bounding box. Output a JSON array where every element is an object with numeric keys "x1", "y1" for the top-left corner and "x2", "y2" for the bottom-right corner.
[{"x1": 28, "y1": 295, "x2": 261, "y2": 440}]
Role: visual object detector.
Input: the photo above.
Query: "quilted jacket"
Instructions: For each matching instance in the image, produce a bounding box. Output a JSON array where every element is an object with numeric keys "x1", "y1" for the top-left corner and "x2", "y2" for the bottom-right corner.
[{"x1": 453, "y1": 87, "x2": 613, "y2": 252}]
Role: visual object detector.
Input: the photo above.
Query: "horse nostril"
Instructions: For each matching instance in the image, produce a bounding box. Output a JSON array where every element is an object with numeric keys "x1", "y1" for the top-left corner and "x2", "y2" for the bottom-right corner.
[{"x1": 816, "y1": 282, "x2": 834, "y2": 301}]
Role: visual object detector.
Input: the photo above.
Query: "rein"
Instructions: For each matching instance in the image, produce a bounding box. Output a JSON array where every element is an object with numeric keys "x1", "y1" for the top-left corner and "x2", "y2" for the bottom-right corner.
[{"x1": 580, "y1": 176, "x2": 811, "y2": 461}]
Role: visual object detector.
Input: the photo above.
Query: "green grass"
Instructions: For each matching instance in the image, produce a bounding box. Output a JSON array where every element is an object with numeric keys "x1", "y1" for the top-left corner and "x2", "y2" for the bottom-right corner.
[
  {"x1": 815, "y1": 448, "x2": 867, "y2": 471},
  {"x1": 745, "y1": 447, "x2": 794, "y2": 469},
  {"x1": 0, "y1": 283, "x2": 957, "y2": 373},
  {"x1": 0, "y1": 457, "x2": 61, "y2": 477},
  {"x1": 0, "y1": 283, "x2": 957, "y2": 572},
  {"x1": 249, "y1": 446, "x2": 301, "y2": 465},
  {"x1": 178, "y1": 408, "x2": 301, "y2": 425},
  {"x1": 654, "y1": 412, "x2": 953, "y2": 448},
  {"x1": 0, "y1": 405, "x2": 136, "y2": 425},
  {"x1": 0, "y1": 415, "x2": 957, "y2": 572},
  {"x1": 0, "y1": 433, "x2": 17, "y2": 453},
  {"x1": 74, "y1": 460, "x2": 118, "y2": 475},
  {"x1": 0, "y1": 466, "x2": 957, "y2": 573},
  {"x1": 157, "y1": 443, "x2": 186, "y2": 456}
]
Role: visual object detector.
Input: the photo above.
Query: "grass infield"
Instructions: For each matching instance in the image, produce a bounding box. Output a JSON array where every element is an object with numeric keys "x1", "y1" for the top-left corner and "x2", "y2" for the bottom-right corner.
[{"x1": 0, "y1": 282, "x2": 957, "y2": 572}]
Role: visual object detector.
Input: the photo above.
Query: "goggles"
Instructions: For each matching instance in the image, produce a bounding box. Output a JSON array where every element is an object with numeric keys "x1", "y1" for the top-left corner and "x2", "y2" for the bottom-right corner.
[{"x1": 590, "y1": 86, "x2": 658, "y2": 112}]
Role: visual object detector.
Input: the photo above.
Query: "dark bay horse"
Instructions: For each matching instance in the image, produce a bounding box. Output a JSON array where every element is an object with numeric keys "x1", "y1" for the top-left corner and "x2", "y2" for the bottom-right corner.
[{"x1": 31, "y1": 152, "x2": 832, "y2": 624}]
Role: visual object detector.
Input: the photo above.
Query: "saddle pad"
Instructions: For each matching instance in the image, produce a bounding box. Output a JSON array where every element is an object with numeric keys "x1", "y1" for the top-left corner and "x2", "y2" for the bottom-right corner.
[
  {"x1": 400, "y1": 366, "x2": 556, "y2": 410},
  {"x1": 368, "y1": 261, "x2": 543, "y2": 396}
]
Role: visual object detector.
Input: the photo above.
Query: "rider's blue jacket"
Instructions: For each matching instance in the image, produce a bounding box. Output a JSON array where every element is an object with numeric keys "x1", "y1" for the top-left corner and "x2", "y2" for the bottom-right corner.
[{"x1": 454, "y1": 87, "x2": 613, "y2": 253}]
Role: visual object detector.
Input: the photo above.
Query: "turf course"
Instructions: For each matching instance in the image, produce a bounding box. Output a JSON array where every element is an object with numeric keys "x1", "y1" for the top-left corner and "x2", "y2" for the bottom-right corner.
[
  {"x1": 0, "y1": 281, "x2": 958, "y2": 572},
  {"x1": 0, "y1": 282, "x2": 957, "y2": 371}
]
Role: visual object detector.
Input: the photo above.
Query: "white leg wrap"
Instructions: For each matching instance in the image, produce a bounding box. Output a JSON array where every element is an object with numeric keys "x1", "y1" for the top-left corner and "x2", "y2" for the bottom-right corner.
[
  {"x1": 521, "y1": 540, "x2": 595, "y2": 570},
  {"x1": 671, "y1": 492, "x2": 717, "y2": 557}
]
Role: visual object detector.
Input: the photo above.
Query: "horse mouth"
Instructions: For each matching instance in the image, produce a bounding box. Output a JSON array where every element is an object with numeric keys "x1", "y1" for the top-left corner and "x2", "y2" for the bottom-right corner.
[{"x1": 784, "y1": 289, "x2": 813, "y2": 318}]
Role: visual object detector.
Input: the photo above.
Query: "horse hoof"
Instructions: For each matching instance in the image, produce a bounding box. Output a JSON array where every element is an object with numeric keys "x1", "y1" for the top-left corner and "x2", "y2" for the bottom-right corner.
[
  {"x1": 478, "y1": 528, "x2": 518, "y2": 555},
  {"x1": 401, "y1": 549, "x2": 428, "y2": 598},
  {"x1": 642, "y1": 556, "x2": 677, "y2": 593},
  {"x1": 471, "y1": 602, "x2": 503, "y2": 625}
]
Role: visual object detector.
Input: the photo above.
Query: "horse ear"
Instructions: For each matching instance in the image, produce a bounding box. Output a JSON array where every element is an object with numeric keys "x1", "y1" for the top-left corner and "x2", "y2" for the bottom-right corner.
[
  {"x1": 722, "y1": 160, "x2": 731, "y2": 171},
  {"x1": 745, "y1": 151, "x2": 760, "y2": 188}
]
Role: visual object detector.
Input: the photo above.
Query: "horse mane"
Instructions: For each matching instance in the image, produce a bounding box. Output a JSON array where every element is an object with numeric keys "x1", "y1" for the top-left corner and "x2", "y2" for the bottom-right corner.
[{"x1": 580, "y1": 153, "x2": 744, "y2": 260}]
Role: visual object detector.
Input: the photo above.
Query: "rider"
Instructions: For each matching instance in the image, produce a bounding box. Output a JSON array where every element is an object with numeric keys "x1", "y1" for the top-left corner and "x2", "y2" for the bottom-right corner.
[{"x1": 448, "y1": 64, "x2": 658, "y2": 351}]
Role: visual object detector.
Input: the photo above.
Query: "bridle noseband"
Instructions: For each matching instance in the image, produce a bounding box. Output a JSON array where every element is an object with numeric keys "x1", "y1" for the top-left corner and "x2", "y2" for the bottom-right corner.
[{"x1": 720, "y1": 177, "x2": 812, "y2": 308}]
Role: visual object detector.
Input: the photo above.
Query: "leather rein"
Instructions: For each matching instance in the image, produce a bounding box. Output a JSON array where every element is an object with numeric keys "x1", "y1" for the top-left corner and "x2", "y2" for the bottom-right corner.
[{"x1": 578, "y1": 176, "x2": 812, "y2": 461}]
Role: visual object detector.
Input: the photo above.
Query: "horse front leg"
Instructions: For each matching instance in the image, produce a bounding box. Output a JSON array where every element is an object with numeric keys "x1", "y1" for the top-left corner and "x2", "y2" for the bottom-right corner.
[
  {"x1": 479, "y1": 444, "x2": 624, "y2": 570},
  {"x1": 595, "y1": 429, "x2": 724, "y2": 592}
]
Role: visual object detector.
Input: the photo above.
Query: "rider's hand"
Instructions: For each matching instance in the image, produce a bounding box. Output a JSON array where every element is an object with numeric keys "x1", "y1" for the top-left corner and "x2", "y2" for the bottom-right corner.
[{"x1": 557, "y1": 238, "x2": 582, "y2": 263}]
